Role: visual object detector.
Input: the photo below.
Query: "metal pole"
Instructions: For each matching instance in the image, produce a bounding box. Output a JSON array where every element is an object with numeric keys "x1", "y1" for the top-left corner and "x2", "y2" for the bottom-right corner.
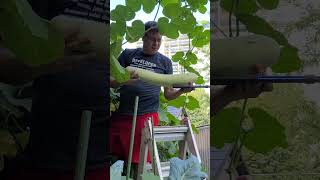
[
  {"x1": 74, "y1": 110, "x2": 92, "y2": 180},
  {"x1": 127, "y1": 96, "x2": 139, "y2": 180},
  {"x1": 212, "y1": 75, "x2": 320, "y2": 85}
]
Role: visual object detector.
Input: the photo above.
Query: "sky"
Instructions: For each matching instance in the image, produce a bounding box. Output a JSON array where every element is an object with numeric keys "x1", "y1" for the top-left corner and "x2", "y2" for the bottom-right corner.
[{"x1": 110, "y1": 0, "x2": 210, "y2": 24}]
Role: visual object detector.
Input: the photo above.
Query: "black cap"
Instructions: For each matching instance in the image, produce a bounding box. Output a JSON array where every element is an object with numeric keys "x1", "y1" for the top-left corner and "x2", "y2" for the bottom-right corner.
[{"x1": 145, "y1": 21, "x2": 158, "y2": 31}]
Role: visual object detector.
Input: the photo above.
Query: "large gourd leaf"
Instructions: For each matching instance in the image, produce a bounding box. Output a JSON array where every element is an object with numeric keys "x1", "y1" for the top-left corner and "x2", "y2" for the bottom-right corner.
[
  {"x1": 244, "y1": 107, "x2": 288, "y2": 154},
  {"x1": 168, "y1": 155, "x2": 207, "y2": 180},
  {"x1": 211, "y1": 107, "x2": 242, "y2": 148}
]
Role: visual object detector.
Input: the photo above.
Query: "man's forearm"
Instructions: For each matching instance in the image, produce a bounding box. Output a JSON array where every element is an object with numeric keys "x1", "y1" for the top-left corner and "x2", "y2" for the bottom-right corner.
[{"x1": 164, "y1": 88, "x2": 183, "y2": 101}]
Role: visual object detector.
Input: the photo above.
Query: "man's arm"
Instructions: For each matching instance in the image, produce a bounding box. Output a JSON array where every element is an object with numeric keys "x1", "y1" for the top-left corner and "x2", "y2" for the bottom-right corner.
[
  {"x1": 163, "y1": 83, "x2": 194, "y2": 101},
  {"x1": 212, "y1": 64, "x2": 273, "y2": 115},
  {"x1": 110, "y1": 70, "x2": 140, "y2": 88},
  {"x1": 0, "y1": 30, "x2": 96, "y2": 85},
  {"x1": 212, "y1": 83, "x2": 273, "y2": 115}
]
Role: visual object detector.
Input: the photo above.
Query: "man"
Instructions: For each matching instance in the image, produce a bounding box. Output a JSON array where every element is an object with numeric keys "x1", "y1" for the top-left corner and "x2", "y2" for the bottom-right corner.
[
  {"x1": 109, "y1": 21, "x2": 194, "y2": 178},
  {"x1": 1, "y1": 0, "x2": 112, "y2": 179}
]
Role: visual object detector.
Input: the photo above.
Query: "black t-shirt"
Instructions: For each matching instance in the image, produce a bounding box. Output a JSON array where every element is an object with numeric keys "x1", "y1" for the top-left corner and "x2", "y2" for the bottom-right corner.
[
  {"x1": 118, "y1": 48, "x2": 173, "y2": 115},
  {"x1": 22, "y1": 0, "x2": 110, "y2": 170}
]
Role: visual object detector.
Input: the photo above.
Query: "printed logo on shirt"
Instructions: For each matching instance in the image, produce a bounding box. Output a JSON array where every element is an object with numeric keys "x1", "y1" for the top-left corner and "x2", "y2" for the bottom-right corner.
[
  {"x1": 130, "y1": 58, "x2": 157, "y2": 72},
  {"x1": 63, "y1": 0, "x2": 109, "y2": 23}
]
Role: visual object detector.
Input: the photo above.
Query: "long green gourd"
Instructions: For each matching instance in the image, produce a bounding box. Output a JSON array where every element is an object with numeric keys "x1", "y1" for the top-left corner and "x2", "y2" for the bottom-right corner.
[
  {"x1": 126, "y1": 66, "x2": 198, "y2": 87},
  {"x1": 212, "y1": 34, "x2": 281, "y2": 76}
]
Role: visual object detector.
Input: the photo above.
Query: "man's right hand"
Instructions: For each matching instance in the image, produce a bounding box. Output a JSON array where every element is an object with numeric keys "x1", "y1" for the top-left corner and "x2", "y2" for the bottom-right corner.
[
  {"x1": 42, "y1": 28, "x2": 97, "y2": 73},
  {"x1": 110, "y1": 69, "x2": 140, "y2": 88},
  {"x1": 225, "y1": 64, "x2": 273, "y2": 101}
]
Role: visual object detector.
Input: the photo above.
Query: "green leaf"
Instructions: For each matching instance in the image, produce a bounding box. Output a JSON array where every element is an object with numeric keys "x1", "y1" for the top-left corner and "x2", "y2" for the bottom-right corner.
[
  {"x1": 163, "y1": 3, "x2": 183, "y2": 19},
  {"x1": 172, "y1": 51, "x2": 185, "y2": 62},
  {"x1": 184, "y1": 66, "x2": 199, "y2": 76},
  {"x1": 126, "y1": 0, "x2": 142, "y2": 12},
  {"x1": 221, "y1": 0, "x2": 258, "y2": 14},
  {"x1": 195, "y1": 76, "x2": 205, "y2": 84},
  {"x1": 126, "y1": 20, "x2": 145, "y2": 42},
  {"x1": 244, "y1": 107, "x2": 288, "y2": 154},
  {"x1": 161, "y1": 0, "x2": 180, "y2": 7},
  {"x1": 167, "y1": 112, "x2": 180, "y2": 125},
  {"x1": 211, "y1": 108, "x2": 242, "y2": 148},
  {"x1": 158, "y1": 107, "x2": 169, "y2": 123},
  {"x1": 158, "y1": 17, "x2": 179, "y2": 39},
  {"x1": 111, "y1": 5, "x2": 135, "y2": 22},
  {"x1": 192, "y1": 29, "x2": 210, "y2": 47},
  {"x1": 257, "y1": 0, "x2": 279, "y2": 10},
  {"x1": 186, "y1": 51, "x2": 198, "y2": 64},
  {"x1": 168, "y1": 155, "x2": 208, "y2": 180},
  {"x1": 141, "y1": 0, "x2": 157, "y2": 13},
  {"x1": 198, "y1": 5, "x2": 207, "y2": 14},
  {"x1": 186, "y1": 0, "x2": 201, "y2": 10},
  {"x1": 168, "y1": 95, "x2": 186, "y2": 108},
  {"x1": 0, "y1": 0, "x2": 64, "y2": 66},
  {"x1": 186, "y1": 96, "x2": 200, "y2": 110},
  {"x1": 110, "y1": 21, "x2": 126, "y2": 41},
  {"x1": 189, "y1": 26, "x2": 203, "y2": 39},
  {"x1": 271, "y1": 46, "x2": 302, "y2": 73},
  {"x1": 237, "y1": 14, "x2": 289, "y2": 46},
  {"x1": 172, "y1": 13, "x2": 196, "y2": 34},
  {"x1": 191, "y1": 123, "x2": 199, "y2": 134}
]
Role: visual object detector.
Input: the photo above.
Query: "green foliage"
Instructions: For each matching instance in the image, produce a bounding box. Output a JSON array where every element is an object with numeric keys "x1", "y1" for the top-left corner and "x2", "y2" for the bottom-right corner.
[
  {"x1": 125, "y1": 20, "x2": 145, "y2": 42},
  {"x1": 211, "y1": 108, "x2": 242, "y2": 148},
  {"x1": 221, "y1": 0, "x2": 258, "y2": 15},
  {"x1": 271, "y1": 46, "x2": 302, "y2": 73},
  {"x1": 244, "y1": 108, "x2": 288, "y2": 154},
  {"x1": 0, "y1": 0, "x2": 64, "y2": 66},
  {"x1": 158, "y1": 17, "x2": 180, "y2": 39},
  {"x1": 240, "y1": 84, "x2": 320, "y2": 178},
  {"x1": 0, "y1": 88, "x2": 30, "y2": 172},
  {"x1": 187, "y1": 89, "x2": 210, "y2": 127}
]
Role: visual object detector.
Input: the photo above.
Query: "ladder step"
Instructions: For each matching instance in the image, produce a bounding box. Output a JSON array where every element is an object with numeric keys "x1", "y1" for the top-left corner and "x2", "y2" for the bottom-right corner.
[
  {"x1": 154, "y1": 132, "x2": 185, "y2": 141},
  {"x1": 153, "y1": 126, "x2": 188, "y2": 134}
]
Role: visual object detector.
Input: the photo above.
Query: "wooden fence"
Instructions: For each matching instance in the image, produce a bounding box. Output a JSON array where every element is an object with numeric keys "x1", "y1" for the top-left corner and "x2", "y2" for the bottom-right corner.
[{"x1": 195, "y1": 125, "x2": 210, "y2": 174}]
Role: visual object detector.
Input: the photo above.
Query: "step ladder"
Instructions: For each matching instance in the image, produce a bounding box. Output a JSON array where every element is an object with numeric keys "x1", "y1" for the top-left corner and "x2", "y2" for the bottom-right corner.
[{"x1": 137, "y1": 109, "x2": 201, "y2": 180}]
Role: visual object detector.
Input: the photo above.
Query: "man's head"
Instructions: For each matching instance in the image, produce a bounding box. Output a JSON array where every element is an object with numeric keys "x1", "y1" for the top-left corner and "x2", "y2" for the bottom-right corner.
[{"x1": 142, "y1": 21, "x2": 162, "y2": 55}]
